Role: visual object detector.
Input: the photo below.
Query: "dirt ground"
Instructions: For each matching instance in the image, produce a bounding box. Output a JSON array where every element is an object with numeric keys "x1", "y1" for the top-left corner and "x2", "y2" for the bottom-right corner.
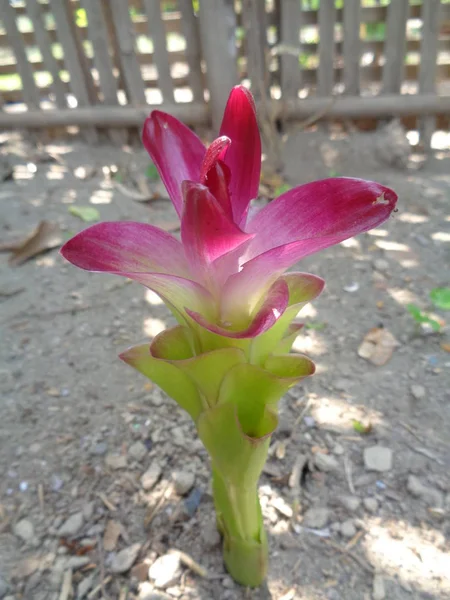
[{"x1": 0, "y1": 122, "x2": 449, "y2": 600}]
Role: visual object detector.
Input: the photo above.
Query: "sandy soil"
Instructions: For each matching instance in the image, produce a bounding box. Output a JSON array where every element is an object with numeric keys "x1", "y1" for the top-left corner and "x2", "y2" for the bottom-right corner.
[{"x1": 0, "y1": 123, "x2": 449, "y2": 600}]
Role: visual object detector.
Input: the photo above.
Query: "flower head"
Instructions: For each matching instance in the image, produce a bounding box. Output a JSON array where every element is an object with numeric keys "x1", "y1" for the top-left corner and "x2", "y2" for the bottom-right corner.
[{"x1": 61, "y1": 86, "x2": 397, "y2": 350}]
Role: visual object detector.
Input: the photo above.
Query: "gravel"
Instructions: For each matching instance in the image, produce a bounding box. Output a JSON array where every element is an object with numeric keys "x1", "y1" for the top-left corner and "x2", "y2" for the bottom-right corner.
[{"x1": 141, "y1": 462, "x2": 162, "y2": 491}]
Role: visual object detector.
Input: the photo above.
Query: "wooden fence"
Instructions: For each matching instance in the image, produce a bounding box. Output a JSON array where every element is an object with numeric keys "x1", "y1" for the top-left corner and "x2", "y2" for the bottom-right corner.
[{"x1": 0, "y1": 0, "x2": 450, "y2": 148}]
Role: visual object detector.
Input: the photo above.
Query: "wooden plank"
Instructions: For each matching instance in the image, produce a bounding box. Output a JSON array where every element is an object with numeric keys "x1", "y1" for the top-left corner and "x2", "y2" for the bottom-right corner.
[
  {"x1": 382, "y1": 0, "x2": 409, "y2": 94},
  {"x1": 0, "y1": 0, "x2": 40, "y2": 108},
  {"x1": 80, "y1": 0, "x2": 126, "y2": 145},
  {"x1": 108, "y1": 0, "x2": 147, "y2": 105},
  {"x1": 242, "y1": 0, "x2": 268, "y2": 99},
  {"x1": 280, "y1": 0, "x2": 302, "y2": 98},
  {"x1": 25, "y1": 0, "x2": 66, "y2": 108},
  {"x1": 80, "y1": 0, "x2": 118, "y2": 105},
  {"x1": 317, "y1": 0, "x2": 336, "y2": 96},
  {"x1": 198, "y1": 0, "x2": 238, "y2": 131},
  {"x1": 142, "y1": 0, "x2": 174, "y2": 103},
  {"x1": 178, "y1": 0, "x2": 204, "y2": 102},
  {"x1": 1, "y1": 95, "x2": 450, "y2": 130},
  {"x1": 49, "y1": 0, "x2": 97, "y2": 141},
  {"x1": 418, "y1": 0, "x2": 442, "y2": 150},
  {"x1": 0, "y1": 102, "x2": 209, "y2": 128},
  {"x1": 343, "y1": 0, "x2": 361, "y2": 96}
]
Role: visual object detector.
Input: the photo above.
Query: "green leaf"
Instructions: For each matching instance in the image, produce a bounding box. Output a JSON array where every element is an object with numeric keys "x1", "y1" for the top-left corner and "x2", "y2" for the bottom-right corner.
[
  {"x1": 352, "y1": 419, "x2": 372, "y2": 435},
  {"x1": 305, "y1": 321, "x2": 327, "y2": 330},
  {"x1": 68, "y1": 205, "x2": 100, "y2": 222},
  {"x1": 430, "y1": 287, "x2": 450, "y2": 311},
  {"x1": 407, "y1": 304, "x2": 441, "y2": 332},
  {"x1": 120, "y1": 343, "x2": 204, "y2": 421},
  {"x1": 145, "y1": 164, "x2": 160, "y2": 181},
  {"x1": 75, "y1": 8, "x2": 87, "y2": 27},
  {"x1": 198, "y1": 401, "x2": 276, "y2": 485}
]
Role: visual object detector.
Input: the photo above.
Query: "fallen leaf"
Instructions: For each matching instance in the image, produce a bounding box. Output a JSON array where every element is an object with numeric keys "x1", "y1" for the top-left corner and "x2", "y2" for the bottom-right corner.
[
  {"x1": 8, "y1": 221, "x2": 62, "y2": 266},
  {"x1": 430, "y1": 287, "x2": 450, "y2": 311},
  {"x1": 103, "y1": 519, "x2": 123, "y2": 551},
  {"x1": 357, "y1": 327, "x2": 400, "y2": 366},
  {"x1": 352, "y1": 419, "x2": 373, "y2": 435},
  {"x1": 440, "y1": 343, "x2": 450, "y2": 353},
  {"x1": 68, "y1": 206, "x2": 100, "y2": 222}
]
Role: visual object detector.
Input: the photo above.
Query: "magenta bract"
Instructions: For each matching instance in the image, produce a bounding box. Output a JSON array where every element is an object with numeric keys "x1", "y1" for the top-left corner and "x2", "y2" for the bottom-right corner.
[{"x1": 61, "y1": 86, "x2": 397, "y2": 340}]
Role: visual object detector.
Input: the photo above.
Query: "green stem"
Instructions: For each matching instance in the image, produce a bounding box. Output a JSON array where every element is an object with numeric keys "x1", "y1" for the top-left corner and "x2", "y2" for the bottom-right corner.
[{"x1": 212, "y1": 466, "x2": 268, "y2": 587}]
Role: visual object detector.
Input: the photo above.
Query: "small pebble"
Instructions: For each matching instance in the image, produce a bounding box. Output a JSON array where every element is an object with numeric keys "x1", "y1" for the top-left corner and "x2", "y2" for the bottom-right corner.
[
  {"x1": 364, "y1": 446, "x2": 393, "y2": 472},
  {"x1": 303, "y1": 416, "x2": 316, "y2": 428},
  {"x1": 110, "y1": 543, "x2": 141, "y2": 574},
  {"x1": 91, "y1": 442, "x2": 108, "y2": 456},
  {"x1": 57, "y1": 512, "x2": 84, "y2": 537},
  {"x1": 337, "y1": 495, "x2": 361, "y2": 513},
  {"x1": 373, "y1": 258, "x2": 389, "y2": 272},
  {"x1": 340, "y1": 520, "x2": 356, "y2": 538},
  {"x1": 410, "y1": 384, "x2": 426, "y2": 401},
  {"x1": 407, "y1": 475, "x2": 443, "y2": 507},
  {"x1": 184, "y1": 487, "x2": 203, "y2": 517},
  {"x1": 172, "y1": 471, "x2": 195, "y2": 496},
  {"x1": 222, "y1": 576, "x2": 235, "y2": 589},
  {"x1": 105, "y1": 453, "x2": 127, "y2": 470},
  {"x1": 128, "y1": 441, "x2": 147, "y2": 462},
  {"x1": 13, "y1": 519, "x2": 35, "y2": 543},
  {"x1": 149, "y1": 553, "x2": 181, "y2": 588},
  {"x1": 363, "y1": 497, "x2": 378, "y2": 514},
  {"x1": 314, "y1": 453, "x2": 340, "y2": 473},
  {"x1": 303, "y1": 507, "x2": 330, "y2": 529},
  {"x1": 201, "y1": 519, "x2": 221, "y2": 548},
  {"x1": 82, "y1": 501, "x2": 95, "y2": 521},
  {"x1": 141, "y1": 462, "x2": 162, "y2": 491},
  {"x1": 372, "y1": 573, "x2": 386, "y2": 600}
]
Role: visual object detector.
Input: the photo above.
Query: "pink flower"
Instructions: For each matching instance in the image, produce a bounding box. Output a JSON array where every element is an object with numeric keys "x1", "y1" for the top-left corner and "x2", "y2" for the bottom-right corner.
[{"x1": 61, "y1": 86, "x2": 397, "y2": 340}]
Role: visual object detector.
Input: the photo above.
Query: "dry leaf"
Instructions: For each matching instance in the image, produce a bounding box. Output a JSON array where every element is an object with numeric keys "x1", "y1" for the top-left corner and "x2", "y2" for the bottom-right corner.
[
  {"x1": 440, "y1": 343, "x2": 450, "y2": 353},
  {"x1": 358, "y1": 327, "x2": 400, "y2": 366},
  {"x1": 7, "y1": 221, "x2": 62, "y2": 266},
  {"x1": 103, "y1": 519, "x2": 123, "y2": 551}
]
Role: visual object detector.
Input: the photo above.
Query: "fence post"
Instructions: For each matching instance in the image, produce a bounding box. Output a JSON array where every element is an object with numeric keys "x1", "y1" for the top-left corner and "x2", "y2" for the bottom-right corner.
[
  {"x1": 317, "y1": 0, "x2": 336, "y2": 97},
  {"x1": 343, "y1": 0, "x2": 361, "y2": 96},
  {"x1": 418, "y1": 0, "x2": 442, "y2": 151},
  {"x1": 280, "y1": 0, "x2": 302, "y2": 100},
  {"x1": 242, "y1": 0, "x2": 268, "y2": 100},
  {"x1": 382, "y1": 0, "x2": 409, "y2": 94},
  {"x1": 198, "y1": 0, "x2": 238, "y2": 132}
]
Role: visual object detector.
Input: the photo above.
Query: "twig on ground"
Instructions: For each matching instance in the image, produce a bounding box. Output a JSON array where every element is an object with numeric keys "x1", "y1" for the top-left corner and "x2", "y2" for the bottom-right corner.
[
  {"x1": 96, "y1": 492, "x2": 116, "y2": 513},
  {"x1": 322, "y1": 539, "x2": 375, "y2": 574},
  {"x1": 344, "y1": 454, "x2": 356, "y2": 495},
  {"x1": 144, "y1": 480, "x2": 173, "y2": 527},
  {"x1": 169, "y1": 549, "x2": 208, "y2": 578},
  {"x1": 96, "y1": 533, "x2": 110, "y2": 600}
]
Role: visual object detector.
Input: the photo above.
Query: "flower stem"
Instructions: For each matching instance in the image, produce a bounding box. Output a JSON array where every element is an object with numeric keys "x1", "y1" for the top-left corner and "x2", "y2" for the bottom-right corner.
[{"x1": 212, "y1": 466, "x2": 268, "y2": 587}]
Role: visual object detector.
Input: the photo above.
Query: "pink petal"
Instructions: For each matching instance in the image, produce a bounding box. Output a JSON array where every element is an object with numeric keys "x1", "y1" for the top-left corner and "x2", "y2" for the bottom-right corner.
[
  {"x1": 200, "y1": 136, "x2": 230, "y2": 182},
  {"x1": 181, "y1": 181, "x2": 253, "y2": 282},
  {"x1": 202, "y1": 160, "x2": 233, "y2": 219},
  {"x1": 60, "y1": 221, "x2": 189, "y2": 277},
  {"x1": 246, "y1": 177, "x2": 398, "y2": 258},
  {"x1": 223, "y1": 178, "x2": 398, "y2": 303},
  {"x1": 219, "y1": 86, "x2": 261, "y2": 226},
  {"x1": 142, "y1": 110, "x2": 206, "y2": 217},
  {"x1": 186, "y1": 278, "x2": 289, "y2": 339},
  {"x1": 60, "y1": 221, "x2": 213, "y2": 319}
]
